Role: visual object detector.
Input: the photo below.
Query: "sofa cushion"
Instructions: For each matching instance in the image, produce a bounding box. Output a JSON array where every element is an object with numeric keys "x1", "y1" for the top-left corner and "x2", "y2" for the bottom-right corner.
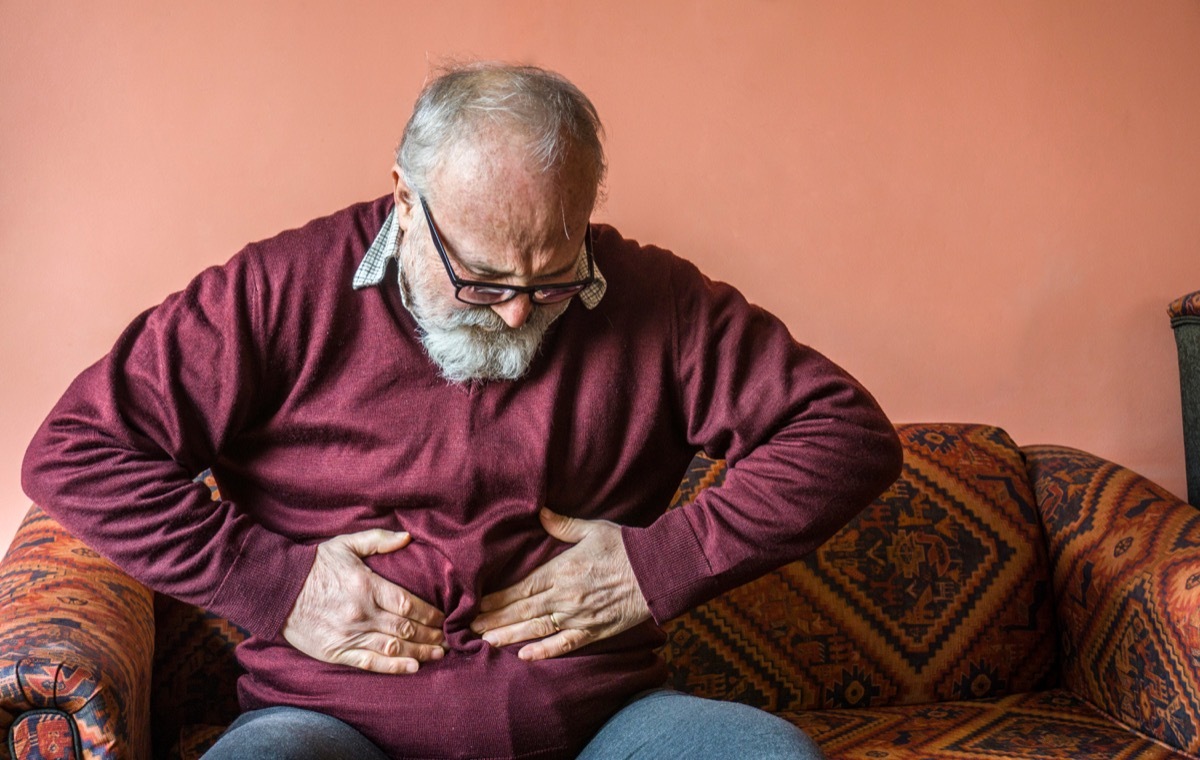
[
  {"x1": 661, "y1": 424, "x2": 1058, "y2": 710},
  {"x1": 787, "y1": 689, "x2": 1186, "y2": 759}
]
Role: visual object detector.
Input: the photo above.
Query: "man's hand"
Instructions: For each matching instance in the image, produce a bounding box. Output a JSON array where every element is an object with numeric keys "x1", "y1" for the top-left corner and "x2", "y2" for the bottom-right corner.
[
  {"x1": 282, "y1": 529, "x2": 446, "y2": 674},
  {"x1": 470, "y1": 508, "x2": 651, "y2": 661}
]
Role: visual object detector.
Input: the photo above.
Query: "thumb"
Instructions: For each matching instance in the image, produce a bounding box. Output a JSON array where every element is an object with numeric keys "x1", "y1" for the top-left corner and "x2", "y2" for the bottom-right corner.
[
  {"x1": 539, "y1": 508, "x2": 590, "y2": 544},
  {"x1": 337, "y1": 528, "x2": 412, "y2": 557}
]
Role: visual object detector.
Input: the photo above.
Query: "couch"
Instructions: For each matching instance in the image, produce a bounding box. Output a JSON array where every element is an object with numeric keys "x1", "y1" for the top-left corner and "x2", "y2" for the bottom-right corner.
[{"x1": 2, "y1": 423, "x2": 1198, "y2": 759}]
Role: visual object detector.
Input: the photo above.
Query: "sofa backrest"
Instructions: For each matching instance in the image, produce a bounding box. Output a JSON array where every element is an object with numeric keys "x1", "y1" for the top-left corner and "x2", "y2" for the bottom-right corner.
[{"x1": 660, "y1": 423, "x2": 1060, "y2": 711}]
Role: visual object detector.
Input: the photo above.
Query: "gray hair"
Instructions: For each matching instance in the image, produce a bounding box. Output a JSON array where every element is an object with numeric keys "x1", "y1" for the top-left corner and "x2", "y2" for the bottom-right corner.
[{"x1": 396, "y1": 62, "x2": 606, "y2": 201}]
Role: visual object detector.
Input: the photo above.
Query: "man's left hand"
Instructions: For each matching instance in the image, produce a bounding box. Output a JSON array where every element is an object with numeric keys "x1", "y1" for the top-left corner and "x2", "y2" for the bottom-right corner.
[{"x1": 470, "y1": 508, "x2": 651, "y2": 661}]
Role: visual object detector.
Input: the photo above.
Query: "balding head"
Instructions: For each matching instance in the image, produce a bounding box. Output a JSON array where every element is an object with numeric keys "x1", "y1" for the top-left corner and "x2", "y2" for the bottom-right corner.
[{"x1": 396, "y1": 63, "x2": 606, "y2": 208}]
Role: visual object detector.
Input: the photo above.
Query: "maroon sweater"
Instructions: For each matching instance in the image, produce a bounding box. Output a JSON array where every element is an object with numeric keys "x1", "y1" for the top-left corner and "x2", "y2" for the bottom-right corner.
[{"x1": 23, "y1": 196, "x2": 901, "y2": 759}]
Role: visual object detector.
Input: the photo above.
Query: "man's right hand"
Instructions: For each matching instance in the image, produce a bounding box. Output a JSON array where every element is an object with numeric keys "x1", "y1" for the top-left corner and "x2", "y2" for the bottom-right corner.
[{"x1": 282, "y1": 529, "x2": 446, "y2": 674}]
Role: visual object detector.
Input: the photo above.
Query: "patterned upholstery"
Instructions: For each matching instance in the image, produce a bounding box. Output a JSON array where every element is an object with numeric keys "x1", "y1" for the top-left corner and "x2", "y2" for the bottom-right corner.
[
  {"x1": 662, "y1": 425, "x2": 1057, "y2": 710},
  {"x1": 150, "y1": 598, "x2": 245, "y2": 760},
  {"x1": 1025, "y1": 444, "x2": 1200, "y2": 756},
  {"x1": 789, "y1": 689, "x2": 1183, "y2": 759},
  {"x1": 0, "y1": 506, "x2": 155, "y2": 760},
  {"x1": 1168, "y1": 290, "x2": 1200, "y2": 321},
  {"x1": 5, "y1": 712, "x2": 79, "y2": 760},
  {"x1": 3, "y1": 424, "x2": 1198, "y2": 759}
]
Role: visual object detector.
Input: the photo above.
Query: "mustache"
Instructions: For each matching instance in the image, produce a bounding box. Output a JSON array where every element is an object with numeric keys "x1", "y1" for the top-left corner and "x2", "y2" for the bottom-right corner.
[
  {"x1": 422, "y1": 297, "x2": 562, "y2": 337},
  {"x1": 439, "y1": 305, "x2": 509, "y2": 332}
]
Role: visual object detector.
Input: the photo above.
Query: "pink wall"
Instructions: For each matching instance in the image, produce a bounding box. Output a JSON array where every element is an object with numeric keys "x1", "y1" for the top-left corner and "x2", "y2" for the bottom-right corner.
[{"x1": 2, "y1": 1, "x2": 1197, "y2": 549}]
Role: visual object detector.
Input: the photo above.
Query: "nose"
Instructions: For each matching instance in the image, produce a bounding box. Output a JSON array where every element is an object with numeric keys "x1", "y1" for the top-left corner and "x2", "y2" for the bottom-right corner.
[{"x1": 491, "y1": 294, "x2": 534, "y2": 329}]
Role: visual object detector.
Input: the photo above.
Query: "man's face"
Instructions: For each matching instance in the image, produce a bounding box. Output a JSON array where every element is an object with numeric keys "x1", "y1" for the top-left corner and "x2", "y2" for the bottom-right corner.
[{"x1": 393, "y1": 130, "x2": 595, "y2": 383}]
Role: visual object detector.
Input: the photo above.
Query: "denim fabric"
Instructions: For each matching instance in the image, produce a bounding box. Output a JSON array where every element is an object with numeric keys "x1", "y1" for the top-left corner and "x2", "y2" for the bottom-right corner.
[
  {"x1": 202, "y1": 690, "x2": 824, "y2": 759},
  {"x1": 201, "y1": 706, "x2": 389, "y2": 760},
  {"x1": 577, "y1": 689, "x2": 825, "y2": 760}
]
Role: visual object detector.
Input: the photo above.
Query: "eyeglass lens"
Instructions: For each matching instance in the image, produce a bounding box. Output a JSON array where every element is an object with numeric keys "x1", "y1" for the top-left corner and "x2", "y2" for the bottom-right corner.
[{"x1": 457, "y1": 283, "x2": 587, "y2": 305}]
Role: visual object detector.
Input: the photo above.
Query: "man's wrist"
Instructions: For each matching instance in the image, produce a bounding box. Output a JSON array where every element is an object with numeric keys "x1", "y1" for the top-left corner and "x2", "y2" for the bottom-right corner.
[
  {"x1": 207, "y1": 529, "x2": 318, "y2": 640},
  {"x1": 621, "y1": 514, "x2": 717, "y2": 625}
]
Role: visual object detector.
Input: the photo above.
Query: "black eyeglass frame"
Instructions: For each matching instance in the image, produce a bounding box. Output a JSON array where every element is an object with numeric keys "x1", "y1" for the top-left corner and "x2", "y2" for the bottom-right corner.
[{"x1": 418, "y1": 195, "x2": 595, "y2": 306}]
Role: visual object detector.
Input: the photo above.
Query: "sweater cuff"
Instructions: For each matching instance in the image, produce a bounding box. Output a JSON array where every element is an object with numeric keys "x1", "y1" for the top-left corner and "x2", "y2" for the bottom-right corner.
[
  {"x1": 621, "y1": 508, "x2": 719, "y2": 624},
  {"x1": 207, "y1": 526, "x2": 318, "y2": 641}
]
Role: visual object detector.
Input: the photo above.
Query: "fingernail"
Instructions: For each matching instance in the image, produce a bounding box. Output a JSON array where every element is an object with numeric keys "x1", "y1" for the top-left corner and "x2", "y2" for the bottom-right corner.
[
  {"x1": 405, "y1": 661, "x2": 419, "y2": 674},
  {"x1": 430, "y1": 648, "x2": 444, "y2": 660},
  {"x1": 482, "y1": 633, "x2": 499, "y2": 646}
]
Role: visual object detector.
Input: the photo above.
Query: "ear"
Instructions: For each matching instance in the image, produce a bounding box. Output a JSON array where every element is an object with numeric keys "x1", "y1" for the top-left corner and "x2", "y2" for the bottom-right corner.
[{"x1": 392, "y1": 164, "x2": 418, "y2": 233}]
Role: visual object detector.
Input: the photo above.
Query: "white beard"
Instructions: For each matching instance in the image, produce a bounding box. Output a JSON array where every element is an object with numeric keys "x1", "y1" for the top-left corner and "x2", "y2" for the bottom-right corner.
[{"x1": 400, "y1": 269, "x2": 569, "y2": 383}]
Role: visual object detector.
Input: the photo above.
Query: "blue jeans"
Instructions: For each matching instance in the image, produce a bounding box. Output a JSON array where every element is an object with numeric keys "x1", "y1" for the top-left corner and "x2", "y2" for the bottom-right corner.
[{"x1": 202, "y1": 689, "x2": 825, "y2": 759}]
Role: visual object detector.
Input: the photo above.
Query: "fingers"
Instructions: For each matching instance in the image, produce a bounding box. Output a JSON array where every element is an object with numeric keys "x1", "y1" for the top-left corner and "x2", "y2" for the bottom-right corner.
[
  {"x1": 336, "y1": 529, "x2": 412, "y2": 557},
  {"x1": 338, "y1": 649, "x2": 422, "y2": 675},
  {"x1": 538, "y1": 508, "x2": 591, "y2": 544},
  {"x1": 475, "y1": 510, "x2": 605, "y2": 616},
  {"x1": 373, "y1": 576, "x2": 445, "y2": 628},
  {"x1": 474, "y1": 606, "x2": 559, "y2": 647},
  {"x1": 375, "y1": 609, "x2": 446, "y2": 646},
  {"x1": 321, "y1": 604, "x2": 446, "y2": 674},
  {"x1": 369, "y1": 578, "x2": 447, "y2": 658},
  {"x1": 345, "y1": 631, "x2": 445, "y2": 667},
  {"x1": 477, "y1": 568, "x2": 550, "y2": 614},
  {"x1": 472, "y1": 595, "x2": 538, "y2": 634},
  {"x1": 283, "y1": 531, "x2": 450, "y2": 676},
  {"x1": 516, "y1": 628, "x2": 592, "y2": 662},
  {"x1": 468, "y1": 514, "x2": 651, "y2": 661}
]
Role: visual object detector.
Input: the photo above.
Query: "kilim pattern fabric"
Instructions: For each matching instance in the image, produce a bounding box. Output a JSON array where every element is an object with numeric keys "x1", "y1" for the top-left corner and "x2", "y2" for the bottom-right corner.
[
  {"x1": 788, "y1": 689, "x2": 1189, "y2": 759},
  {"x1": 151, "y1": 597, "x2": 245, "y2": 760},
  {"x1": 5, "y1": 712, "x2": 79, "y2": 760},
  {"x1": 0, "y1": 506, "x2": 154, "y2": 759},
  {"x1": 661, "y1": 424, "x2": 1058, "y2": 711},
  {"x1": 1024, "y1": 444, "x2": 1200, "y2": 757},
  {"x1": 1168, "y1": 290, "x2": 1200, "y2": 320}
]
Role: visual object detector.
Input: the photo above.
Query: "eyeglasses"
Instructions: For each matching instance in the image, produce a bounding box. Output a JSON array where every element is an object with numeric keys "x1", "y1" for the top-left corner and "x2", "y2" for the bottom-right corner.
[{"x1": 418, "y1": 196, "x2": 595, "y2": 306}]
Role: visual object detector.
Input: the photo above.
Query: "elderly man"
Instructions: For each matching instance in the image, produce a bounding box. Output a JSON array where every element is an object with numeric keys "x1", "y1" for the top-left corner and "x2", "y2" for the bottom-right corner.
[{"x1": 22, "y1": 64, "x2": 901, "y2": 759}]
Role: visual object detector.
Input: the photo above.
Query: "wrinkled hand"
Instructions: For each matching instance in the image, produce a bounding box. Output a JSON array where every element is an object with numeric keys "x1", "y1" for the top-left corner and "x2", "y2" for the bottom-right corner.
[
  {"x1": 282, "y1": 529, "x2": 446, "y2": 674},
  {"x1": 470, "y1": 509, "x2": 651, "y2": 661}
]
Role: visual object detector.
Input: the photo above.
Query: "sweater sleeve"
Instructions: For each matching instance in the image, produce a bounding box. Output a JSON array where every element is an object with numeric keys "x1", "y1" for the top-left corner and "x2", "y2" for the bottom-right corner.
[
  {"x1": 21, "y1": 250, "x2": 317, "y2": 640},
  {"x1": 621, "y1": 256, "x2": 903, "y2": 624}
]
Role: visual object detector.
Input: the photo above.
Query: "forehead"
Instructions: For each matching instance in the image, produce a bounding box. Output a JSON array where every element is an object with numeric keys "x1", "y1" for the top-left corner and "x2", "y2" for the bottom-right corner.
[{"x1": 427, "y1": 130, "x2": 596, "y2": 245}]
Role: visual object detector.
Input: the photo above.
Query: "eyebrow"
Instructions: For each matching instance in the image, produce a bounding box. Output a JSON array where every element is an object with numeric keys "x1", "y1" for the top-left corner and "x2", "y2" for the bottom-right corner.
[
  {"x1": 420, "y1": 196, "x2": 585, "y2": 282},
  {"x1": 454, "y1": 246, "x2": 582, "y2": 282}
]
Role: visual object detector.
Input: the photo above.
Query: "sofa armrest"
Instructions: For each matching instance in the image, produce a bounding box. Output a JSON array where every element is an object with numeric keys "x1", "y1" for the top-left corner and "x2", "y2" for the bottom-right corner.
[
  {"x1": 1024, "y1": 445, "x2": 1200, "y2": 756},
  {"x1": 0, "y1": 506, "x2": 154, "y2": 759}
]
